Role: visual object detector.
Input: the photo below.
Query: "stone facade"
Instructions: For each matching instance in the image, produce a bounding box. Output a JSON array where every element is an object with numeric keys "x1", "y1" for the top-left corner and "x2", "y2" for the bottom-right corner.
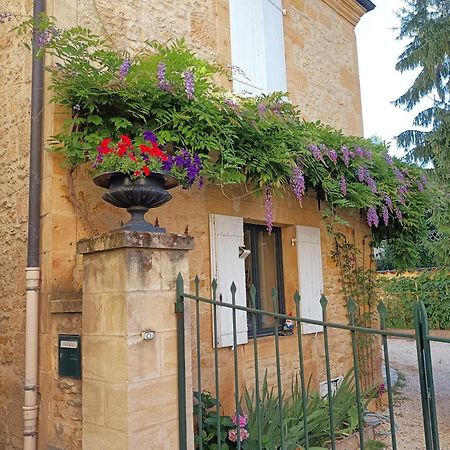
[
  {"x1": 0, "y1": 0, "x2": 32, "y2": 448},
  {"x1": 0, "y1": 0, "x2": 373, "y2": 448}
]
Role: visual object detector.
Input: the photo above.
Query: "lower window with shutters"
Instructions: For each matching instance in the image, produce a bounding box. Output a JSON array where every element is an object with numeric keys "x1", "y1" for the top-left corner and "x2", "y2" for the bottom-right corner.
[{"x1": 243, "y1": 223, "x2": 285, "y2": 336}]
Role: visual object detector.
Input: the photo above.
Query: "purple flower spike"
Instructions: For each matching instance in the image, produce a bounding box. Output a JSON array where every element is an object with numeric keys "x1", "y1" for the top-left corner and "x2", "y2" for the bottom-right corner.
[
  {"x1": 367, "y1": 206, "x2": 379, "y2": 228},
  {"x1": 265, "y1": 189, "x2": 273, "y2": 234},
  {"x1": 365, "y1": 174, "x2": 378, "y2": 194},
  {"x1": 382, "y1": 205, "x2": 389, "y2": 226},
  {"x1": 291, "y1": 167, "x2": 305, "y2": 202},
  {"x1": 355, "y1": 147, "x2": 365, "y2": 157},
  {"x1": 143, "y1": 130, "x2": 158, "y2": 143},
  {"x1": 309, "y1": 145, "x2": 326, "y2": 164},
  {"x1": 341, "y1": 146, "x2": 350, "y2": 167},
  {"x1": 385, "y1": 154, "x2": 394, "y2": 166},
  {"x1": 37, "y1": 29, "x2": 52, "y2": 47},
  {"x1": 257, "y1": 103, "x2": 267, "y2": 118},
  {"x1": 183, "y1": 70, "x2": 195, "y2": 100},
  {"x1": 328, "y1": 149, "x2": 338, "y2": 165},
  {"x1": 395, "y1": 208, "x2": 403, "y2": 222},
  {"x1": 118, "y1": 58, "x2": 132, "y2": 79},
  {"x1": 340, "y1": 175, "x2": 347, "y2": 196},
  {"x1": 394, "y1": 168, "x2": 405, "y2": 182},
  {"x1": 384, "y1": 194, "x2": 393, "y2": 211},
  {"x1": 357, "y1": 166, "x2": 367, "y2": 182}
]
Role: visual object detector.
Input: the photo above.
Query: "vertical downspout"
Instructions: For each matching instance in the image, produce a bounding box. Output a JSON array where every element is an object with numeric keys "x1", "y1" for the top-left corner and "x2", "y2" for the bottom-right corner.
[{"x1": 24, "y1": 0, "x2": 45, "y2": 448}]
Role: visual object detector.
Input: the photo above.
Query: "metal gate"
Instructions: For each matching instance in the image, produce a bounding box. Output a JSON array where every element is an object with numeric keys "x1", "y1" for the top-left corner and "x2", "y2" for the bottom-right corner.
[{"x1": 175, "y1": 273, "x2": 449, "y2": 450}]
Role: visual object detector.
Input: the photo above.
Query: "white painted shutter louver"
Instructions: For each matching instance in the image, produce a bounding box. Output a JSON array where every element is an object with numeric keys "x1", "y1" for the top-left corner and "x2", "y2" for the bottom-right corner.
[
  {"x1": 210, "y1": 214, "x2": 248, "y2": 347},
  {"x1": 229, "y1": 0, "x2": 287, "y2": 96},
  {"x1": 296, "y1": 226, "x2": 324, "y2": 334}
]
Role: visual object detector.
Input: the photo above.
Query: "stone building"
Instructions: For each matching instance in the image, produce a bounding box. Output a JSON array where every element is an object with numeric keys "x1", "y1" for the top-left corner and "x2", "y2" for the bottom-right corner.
[{"x1": 0, "y1": 0, "x2": 376, "y2": 448}]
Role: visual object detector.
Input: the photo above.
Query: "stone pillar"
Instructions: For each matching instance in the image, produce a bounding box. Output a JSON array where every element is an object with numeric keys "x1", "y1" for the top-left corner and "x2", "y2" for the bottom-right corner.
[{"x1": 77, "y1": 230, "x2": 194, "y2": 450}]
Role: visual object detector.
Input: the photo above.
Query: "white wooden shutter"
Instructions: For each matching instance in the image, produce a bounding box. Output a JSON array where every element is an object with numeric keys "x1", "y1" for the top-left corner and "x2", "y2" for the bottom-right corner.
[
  {"x1": 263, "y1": 0, "x2": 287, "y2": 93},
  {"x1": 229, "y1": 0, "x2": 287, "y2": 95},
  {"x1": 296, "y1": 226, "x2": 324, "y2": 334},
  {"x1": 210, "y1": 214, "x2": 248, "y2": 347}
]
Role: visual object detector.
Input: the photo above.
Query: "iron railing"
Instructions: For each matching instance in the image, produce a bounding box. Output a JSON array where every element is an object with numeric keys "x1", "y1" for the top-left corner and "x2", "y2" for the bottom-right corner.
[{"x1": 176, "y1": 273, "x2": 450, "y2": 450}]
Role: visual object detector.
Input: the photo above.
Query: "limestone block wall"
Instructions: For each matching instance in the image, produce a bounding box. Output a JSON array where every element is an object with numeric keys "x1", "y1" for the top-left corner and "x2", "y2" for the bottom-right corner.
[
  {"x1": 0, "y1": 0, "x2": 370, "y2": 448},
  {"x1": 0, "y1": 1, "x2": 32, "y2": 448}
]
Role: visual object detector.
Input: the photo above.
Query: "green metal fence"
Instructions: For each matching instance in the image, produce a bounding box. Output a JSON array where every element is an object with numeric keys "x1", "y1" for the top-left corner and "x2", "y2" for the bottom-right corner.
[{"x1": 176, "y1": 273, "x2": 450, "y2": 450}]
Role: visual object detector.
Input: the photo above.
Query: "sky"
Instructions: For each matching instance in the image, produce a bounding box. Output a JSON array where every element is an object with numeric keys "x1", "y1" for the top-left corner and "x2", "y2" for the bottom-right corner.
[{"x1": 355, "y1": 0, "x2": 419, "y2": 157}]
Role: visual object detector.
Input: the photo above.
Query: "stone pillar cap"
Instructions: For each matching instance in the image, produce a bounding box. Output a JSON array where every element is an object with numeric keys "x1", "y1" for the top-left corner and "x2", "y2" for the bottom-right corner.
[{"x1": 77, "y1": 230, "x2": 194, "y2": 254}]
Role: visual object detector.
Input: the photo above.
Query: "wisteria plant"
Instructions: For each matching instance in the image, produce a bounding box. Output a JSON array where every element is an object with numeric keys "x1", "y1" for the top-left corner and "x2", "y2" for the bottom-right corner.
[{"x1": 5, "y1": 12, "x2": 431, "y2": 266}]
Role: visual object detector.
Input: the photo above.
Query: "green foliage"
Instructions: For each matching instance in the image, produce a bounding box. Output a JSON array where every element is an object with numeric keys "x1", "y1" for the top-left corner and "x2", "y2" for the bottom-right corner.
[
  {"x1": 395, "y1": 0, "x2": 450, "y2": 164},
  {"x1": 331, "y1": 234, "x2": 379, "y2": 388},
  {"x1": 9, "y1": 14, "x2": 431, "y2": 265},
  {"x1": 193, "y1": 391, "x2": 235, "y2": 449},
  {"x1": 395, "y1": 1, "x2": 450, "y2": 264},
  {"x1": 380, "y1": 269, "x2": 450, "y2": 329},
  {"x1": 193, "y1": 372, "x2": 376, "y2": 450},
  {"x1": 241, "y1": 371, "x2": 373, "y2": 450}
]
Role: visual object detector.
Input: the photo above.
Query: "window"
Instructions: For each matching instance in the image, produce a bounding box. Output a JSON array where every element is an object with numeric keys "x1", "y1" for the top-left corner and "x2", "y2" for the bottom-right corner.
[
  {"x1": 229, "y1": 0, "x2": 287, "y2": 96},
  {"x1": 244, "y1": 224, "x2": 285, "y2": 335}
]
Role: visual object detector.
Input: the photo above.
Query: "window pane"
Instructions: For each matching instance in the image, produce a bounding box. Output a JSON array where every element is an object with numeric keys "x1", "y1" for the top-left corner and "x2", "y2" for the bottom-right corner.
[{"x1": 257, "y1": 230, "x2": 278, "y2": 328}]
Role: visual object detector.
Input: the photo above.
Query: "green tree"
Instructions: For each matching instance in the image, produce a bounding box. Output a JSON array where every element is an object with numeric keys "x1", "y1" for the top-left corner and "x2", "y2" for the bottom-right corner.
[{"x1": 395, "y1": 0, "x2": 450, "y2": 266}]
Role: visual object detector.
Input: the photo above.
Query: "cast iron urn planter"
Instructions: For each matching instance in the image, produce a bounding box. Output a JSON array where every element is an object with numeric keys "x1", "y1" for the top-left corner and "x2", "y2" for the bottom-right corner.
[{"x1": 93, "y1": 172, "x2": 178, "y2": 233}]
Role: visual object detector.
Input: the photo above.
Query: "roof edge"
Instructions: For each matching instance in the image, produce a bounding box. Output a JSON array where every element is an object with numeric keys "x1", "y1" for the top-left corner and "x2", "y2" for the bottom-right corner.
[{"x1": 356, "y1": 0, "x2": 376, "y2": 11}]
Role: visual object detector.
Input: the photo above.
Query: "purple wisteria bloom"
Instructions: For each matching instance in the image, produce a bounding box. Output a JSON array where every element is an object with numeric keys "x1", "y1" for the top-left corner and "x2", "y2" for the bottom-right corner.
[
  {"x1": 183, "y1": 70, "x2": 195, "y2": 100},
  {"x1": 366, "y1": 206, "x2": 379, "y2": 228},
  {"x1": 37, "y1": 29, "x2": 52, "y2": 47},
  {"x1": 357, "y1": 166, "x2": 367, "y2": 182},
  {"x1": 384, "y1": 194, "x2": 393, "y2": 211},
  {"x1": 327, "y1": 149, "x2": 338, "y2": 165},
  {"x1": 341, "y1": 146, "x2": 351, "y2": 167},
  {"x1": 382, "y1": 205, "x2": 389, "y2": 226},
  {"x1": 340, "y1": 175, "x2": 347, "y2": 196},
  {"x1": 265, "y1": 189, "x2": 273, "y2": 234},
  {"x1": 291, "y1": 166, "x2": 305, "y2": 202},
  {"x1": 364, "y1": 149, "x2": 373, "y2": 160},
  {"x1": 143, "y1": 130, "x2": 158, "y2": 143},
  {"x1": 365, "y1": 174, "x2": 377, "y2": 194},
  {"x1": 224, "y1": 98, "x2": 238, "y2": 110},
  {"x1": 257, "y1": 103, "x2": 267, "y2": 118},
  {"x1": 309, "y1": 145, "x2": 326, "y2": 164},
  {"x1": 384, "y1": 154, "x2": 394, "y2": 166},
  {"x1": 355, "y1": 147, "x2": 365, "y2": 157},
  {"x1": 0, "y1": 11, "x2": 15, "y2": 23},
  {"x1": 395, "y1": 208, "x2": 403, "y2": 222},
  {"x1": 157, "y1": 62, "x2": 170, "y2": 91},
  {"x1": 394, "y1": 168, "x2": 405, "y2": 182},
  {"x1": 418, "y1": 182, "x2": 425, "y2": 192},
  {"x1": 398, "y1": 185, "x2": 408, "y2": 196},
  {"x1": 118, "y1": 58, "x2": 132, "y2": 79}
]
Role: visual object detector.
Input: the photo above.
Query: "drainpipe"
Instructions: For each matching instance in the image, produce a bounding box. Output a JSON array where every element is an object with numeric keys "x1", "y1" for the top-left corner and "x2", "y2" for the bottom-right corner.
[{"x1": 24, "y1": 0, "x2": 45, "y2": 448}]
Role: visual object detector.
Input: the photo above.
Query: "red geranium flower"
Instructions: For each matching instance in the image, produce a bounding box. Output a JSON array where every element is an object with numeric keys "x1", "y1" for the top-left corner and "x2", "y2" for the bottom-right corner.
[
  {"x1": 100, "y1": 138, "x2": 113, "y2": 147},
  {"x1": 120, "y1": 135, "x2": 132, "y2": 146},
  {"x1": 129, "y1": 154, "x2": 137, "y2": 162},
  {"x1": 142, "y1": 166, "x2": 150, "y2": 176},
  {"x1": 134, "y1": 170, "x2": 141, "y2": 176},
  {"x1": 118, "y1": 143, "x2": 128, "y2": 156}
]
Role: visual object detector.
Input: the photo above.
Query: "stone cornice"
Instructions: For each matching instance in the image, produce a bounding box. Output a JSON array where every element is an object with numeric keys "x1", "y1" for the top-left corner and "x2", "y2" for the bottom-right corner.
[{"x1": 321, "y1": 0, "x2": 367, "y2": 26}]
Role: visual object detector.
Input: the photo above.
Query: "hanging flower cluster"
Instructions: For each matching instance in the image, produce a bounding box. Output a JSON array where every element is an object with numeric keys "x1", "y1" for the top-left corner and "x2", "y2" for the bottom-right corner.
[
  {"x1": 92, "y1": 131, "x2": 203, "y2": 187},
  {"x1": 227, "y1": 413, "x2": 250, "y2": 443}
]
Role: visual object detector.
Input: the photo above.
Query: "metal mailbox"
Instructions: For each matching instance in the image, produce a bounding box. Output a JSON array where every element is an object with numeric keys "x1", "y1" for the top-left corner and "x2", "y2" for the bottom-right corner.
[{"x1": 58, "y1": 334, "x2": 81, "y2": 379}]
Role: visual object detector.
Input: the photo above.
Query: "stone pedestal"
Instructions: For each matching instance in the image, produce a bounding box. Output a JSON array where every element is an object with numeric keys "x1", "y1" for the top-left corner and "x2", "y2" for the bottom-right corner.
[{"x1": 77, "y1": 231, "x2": 194, "y2": 450}]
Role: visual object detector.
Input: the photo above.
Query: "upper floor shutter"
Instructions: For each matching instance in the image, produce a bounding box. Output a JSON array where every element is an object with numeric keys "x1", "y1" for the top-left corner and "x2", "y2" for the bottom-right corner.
[
  {"x1": 209, "y1": 214, "x2": 248, "y2": 347},
  {"x1": 229, "y1": 0, "x2": 287, "y2": 96},
  {"x1": 296, "y1": 226, "x2": 324, "y2": 334}
]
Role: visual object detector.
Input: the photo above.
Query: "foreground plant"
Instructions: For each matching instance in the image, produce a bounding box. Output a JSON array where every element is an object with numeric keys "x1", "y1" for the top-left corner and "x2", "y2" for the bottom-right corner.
[{"x1": 3, "y1": 13, "x2": 431, "y2": 264}]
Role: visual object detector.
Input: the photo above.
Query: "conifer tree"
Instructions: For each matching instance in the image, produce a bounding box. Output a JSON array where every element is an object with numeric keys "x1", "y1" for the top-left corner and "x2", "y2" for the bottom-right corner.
[{"x1": 395, "y1": 0, "x2": 450, "y2": 266}]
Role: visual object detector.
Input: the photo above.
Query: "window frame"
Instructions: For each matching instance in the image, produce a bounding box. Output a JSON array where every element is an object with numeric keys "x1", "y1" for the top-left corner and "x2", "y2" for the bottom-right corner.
[{"x1": 244, "y1": 223, "x2": 286, "y2": 337}]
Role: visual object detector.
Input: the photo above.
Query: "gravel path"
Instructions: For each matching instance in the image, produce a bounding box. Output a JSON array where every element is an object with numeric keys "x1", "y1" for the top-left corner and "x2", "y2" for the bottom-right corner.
[{"x1": 380, "y1": 338, "x2": 450, "y2": 450}]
